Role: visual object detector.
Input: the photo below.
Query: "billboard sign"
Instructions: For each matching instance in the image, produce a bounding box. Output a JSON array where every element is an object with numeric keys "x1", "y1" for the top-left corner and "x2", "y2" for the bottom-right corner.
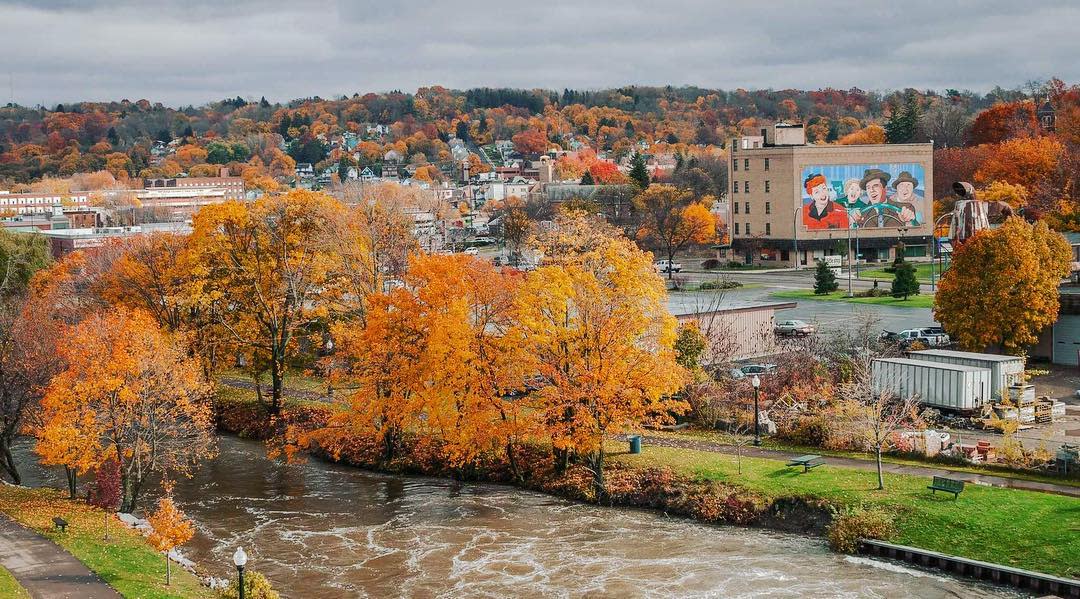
[{"x1": 800, "y1": 164, "x2": 926, "y2": 231}]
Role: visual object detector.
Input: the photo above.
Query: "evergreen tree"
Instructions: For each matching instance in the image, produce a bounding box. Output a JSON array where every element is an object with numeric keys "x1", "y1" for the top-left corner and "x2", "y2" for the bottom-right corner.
[
  {"x1": 580, "y1": 170, "x2": 595, "y2": 185},
  {"x1": 885, "y1": 92, "x2": 921, "y2": 144},
  {"x1": 155, "y1": 128, "x2": 172, "y2": 143},
  {"x1": 814, "y1": 259, "x2": 839, "y2": 295},
  {"x1": 891, "y1": 260, "x2": 920, "y2": 300},
  {"x1": 628, "y1": 152, "x2": 650, "y2": 189},
  {"x1": 107, "y1": 127, "x2": 120, "y2": 146},
  {"x1": 338, "y1": 156, "x2": 351, "y2": 181},
  {"x1": 278, "y1": 114, "x2": 292, "y2": 138}
]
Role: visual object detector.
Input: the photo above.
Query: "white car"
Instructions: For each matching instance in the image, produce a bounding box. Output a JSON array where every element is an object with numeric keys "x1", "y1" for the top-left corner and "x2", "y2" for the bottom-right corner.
[
  {"x1": 463, "y1": 247, "x2": 480, "y2": 255},
  {"x1": 775, "y1": 320, "x2": 815, "y2": 337},
  {"x1": 654, "y1": 259, "x2": 682, "y2": 273}
]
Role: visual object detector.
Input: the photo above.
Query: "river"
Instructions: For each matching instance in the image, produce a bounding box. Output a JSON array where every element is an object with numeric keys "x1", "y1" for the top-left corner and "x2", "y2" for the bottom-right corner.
[{"x1": 15, "y1": 436, "x2": 1019, "y2": 598}]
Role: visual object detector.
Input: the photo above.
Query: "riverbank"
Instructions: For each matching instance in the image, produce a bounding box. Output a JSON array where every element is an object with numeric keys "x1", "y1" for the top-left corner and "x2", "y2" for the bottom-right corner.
[
  {"x1": 771, "y1": 289, "x2": 934, "y2": 309},
  {"x1": 217, "y1": 386, "x2": 1080, "y2": 581},
  {"x1": 0, "y1": 485, "x2": 213, "y2": 599}
]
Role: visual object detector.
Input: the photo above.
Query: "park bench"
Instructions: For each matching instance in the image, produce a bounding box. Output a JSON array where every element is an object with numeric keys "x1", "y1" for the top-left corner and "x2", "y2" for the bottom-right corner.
[
  {"x1": 52, "y1": 516, "x2": 68, "y2": 533},
  {"x1": 927, "y1": 476, "x2": 965, "y2": 499},
  {"x1": 786, "y1": 454, "x2": 824, "y2": 473}
]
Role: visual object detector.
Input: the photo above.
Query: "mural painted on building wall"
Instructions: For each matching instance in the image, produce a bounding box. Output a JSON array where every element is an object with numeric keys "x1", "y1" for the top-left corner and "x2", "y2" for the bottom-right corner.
[{"x1": 800, "y1": 164, "x2": 926, "y2": 230}]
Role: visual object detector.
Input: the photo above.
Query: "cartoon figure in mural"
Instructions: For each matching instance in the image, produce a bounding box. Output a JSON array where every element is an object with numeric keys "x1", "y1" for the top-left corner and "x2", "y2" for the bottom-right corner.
[
  {"x1": 801, "y1": 173, "x2": 849, "y2": 229},
  {"x1": 891, "y1": 171, "x2": 922, "y2": 226},
  {"x1": 855, "y1": 168, "x2": 901, "y2": 228}
]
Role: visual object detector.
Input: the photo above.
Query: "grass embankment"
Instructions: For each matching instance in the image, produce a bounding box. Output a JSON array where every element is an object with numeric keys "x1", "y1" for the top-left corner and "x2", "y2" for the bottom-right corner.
[
  {"x1": 0, "y1": 486, "x2": 214, "y2": 599},
  {"x1": 771, "y1": 289, "x2": 934, "y2": 309},
  {"x1": 612, "y1": 443, "x2": 1080, "y2": 578},
  {"x1": 0, "y1": 565, "x2": 29, "y2": 599},
  {"x1": 860, "y1": 263, "x2": 937, "y2": 283},
  {"x1": 652, "y1": 428, "x2": 1080, "y2": 489},
  {"x1": 213, "y1": 379, "x2": 1080, "y2": 579}
]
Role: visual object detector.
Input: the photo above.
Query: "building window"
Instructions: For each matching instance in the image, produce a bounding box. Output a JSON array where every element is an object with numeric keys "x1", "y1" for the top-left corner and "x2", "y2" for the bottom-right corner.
[
  {"x1": 733, "y1": 182, "x2": 738, "y2": 194},
  {"x1": 745, "y1": 222, "x2": 751, "y2": 235},
  {"x1": 765, "y1": 223, "x2": 771, "y2": 235},
  {"x1": 744, "y1": 181, "x2": 750, "y2": 193},
  {"x1": 734, "y1": 223, "x2": 740, "y2": 234},
  {"x1": 744, "y1": 202, "x2": 750, "y2": 214},
  {"x1": 744, "y1": 158, "x2": 750, "y2": 170},
  {"x1": 764, "y1": 158, "x2": 770, "y2": 171},
  {"x1": 734, "y1": 202, "x2": 739, "y2": 214},
  {"x1": 765, "y1": 201, "x2": 771, "y2": 214},
  {"x1": 765, "y1": 180, "x2": 771, "y2": 193},
  {"x1": 732, "y1": 159, "x2": 738, "y2": 171}
]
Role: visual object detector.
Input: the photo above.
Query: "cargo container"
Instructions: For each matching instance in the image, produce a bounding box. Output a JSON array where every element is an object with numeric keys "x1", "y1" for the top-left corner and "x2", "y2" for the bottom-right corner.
[
  {"x1": 871, "y1": 358, "x2": 991, "y2": 412},
  {"x1": 906, "y1": 349, "x2": 1024, "y2": 400}
]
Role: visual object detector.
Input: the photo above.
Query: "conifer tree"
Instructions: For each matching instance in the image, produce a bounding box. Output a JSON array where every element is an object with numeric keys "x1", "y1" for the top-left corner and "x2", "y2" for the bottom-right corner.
[
  {"x1": 629, "y1": 152, "x2": 650, "y2": 189},
  {"x1": 814, "y1": 259, "x2": 838, "y2": 295}
]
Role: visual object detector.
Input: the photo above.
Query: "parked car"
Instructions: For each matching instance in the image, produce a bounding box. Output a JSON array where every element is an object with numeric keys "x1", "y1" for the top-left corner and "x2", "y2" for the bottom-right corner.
[
  {"x1": 654, "y1": 259, "x2": 682, "y2": 273},
  {"x1": 473, "y1": 236, "x2": 496, "y2": 245},
  {"x1": 775, "y1": 319, "x2": 816, "y2": 337},
  {"x1": 463, "y1": 247, "x2": 479, "y2": 255},
  {"x1": 729, "y1": 363, "x2": 777, "y2": 379}
]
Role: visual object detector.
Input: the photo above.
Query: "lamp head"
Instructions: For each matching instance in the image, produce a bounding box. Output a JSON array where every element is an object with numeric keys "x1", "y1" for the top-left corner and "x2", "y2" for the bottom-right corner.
[
  {"x1": 233, "y1": 547, "x2": 247, "y2": 568},
  {"x1": 751, "y1": 374, "x2": 760, "y2": 388}
]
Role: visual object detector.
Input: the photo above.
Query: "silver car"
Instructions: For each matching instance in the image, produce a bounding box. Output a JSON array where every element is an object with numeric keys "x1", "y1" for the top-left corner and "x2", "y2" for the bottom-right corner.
[{"x1": 775, "y1": 319, "x2": 815, "y2": 337}]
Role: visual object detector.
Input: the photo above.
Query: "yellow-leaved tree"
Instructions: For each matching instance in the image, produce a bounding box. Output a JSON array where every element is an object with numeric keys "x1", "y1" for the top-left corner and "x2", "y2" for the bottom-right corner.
[
  {"x1": 186, "y1": 191, "x2": 359, "y2": 415},
  {"x1": 517, "y1": 234, "x2": 687, "y2": 495},
  {"x1": 632, "y1": 184, "x2": 716, "y2": 279},
  {"x1": 35, "y1": 308, "x2": 214, "y2": 512},
  {"x1": 935, "y1": 217, "x2": 1072, "y2": 353},
  {"x1": 147, "y1": 486, "x2": 194, "y2": 586}
]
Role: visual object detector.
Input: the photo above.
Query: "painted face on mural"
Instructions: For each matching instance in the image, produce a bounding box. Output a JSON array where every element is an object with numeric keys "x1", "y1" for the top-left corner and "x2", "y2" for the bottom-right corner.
[
  {"x1": 845, "y1": 180, "x2": 861, "y2": 203},
  {"x1": 866, "y1": 179, "x2": 886, "y2": 204},
  {"x1": 895, "y1": 181, "x2": 915, "y2": 203},
  {"x1": 810, "y1": 182, "x2": 830, "y2": 206}
]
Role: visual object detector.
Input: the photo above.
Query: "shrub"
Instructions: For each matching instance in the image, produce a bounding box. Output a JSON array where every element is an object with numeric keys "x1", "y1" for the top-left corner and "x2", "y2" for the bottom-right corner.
[
  {"x1": 701, "y1": 258, "x2": 721, "y2": 270},
  {"x1": 699, "y1": 279, "x2": 742, "y2": 290},
  {"x1": 218, "y1": 570, "x2": 280, "y2": 599},
  {"x1": 726, "y1": 260, "x2": 744, "y2": 268},
  {"x1": 826, "y1": 507, "x2": 896, "y2": 553}
]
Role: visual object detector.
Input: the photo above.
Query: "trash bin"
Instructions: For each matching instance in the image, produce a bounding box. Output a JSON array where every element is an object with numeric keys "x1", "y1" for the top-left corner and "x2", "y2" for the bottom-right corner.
[{"x1": 628, "y1": 435, "x2": 642, "y2": 454}]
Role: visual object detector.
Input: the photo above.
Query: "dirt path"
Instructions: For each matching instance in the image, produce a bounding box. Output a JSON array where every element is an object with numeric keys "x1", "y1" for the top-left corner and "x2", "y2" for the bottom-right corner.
[
  {"x1": 625, "y1": 434, "x2": 1080, "y2": 498},
  {"x1": 0, "y1": 515, "x2": 122, "y2": 599}
]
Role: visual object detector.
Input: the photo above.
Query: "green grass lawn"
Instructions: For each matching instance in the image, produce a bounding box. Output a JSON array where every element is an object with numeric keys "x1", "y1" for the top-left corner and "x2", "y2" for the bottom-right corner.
[
  {"x1": 771, "y1": 289, "x2": 934, "y2": 309},
  {"x1": 0, "y1": 565, "x2": 29, "y2": 599},
  {"x1": 860, "y1": 263, "x2": 940, "y2": 283},
  {"x1": 216, "y1": 367, "x2": 329, "y2": 394},
  {"x1": 0, "y1": 486, "x2": 214, "y2": 599},
  {"x1": 612, "y1": 443, "x2": 1080, "y2": 578},
  {"x1": 647, "y1": 428, "x2": 1080, "y2": 488}
]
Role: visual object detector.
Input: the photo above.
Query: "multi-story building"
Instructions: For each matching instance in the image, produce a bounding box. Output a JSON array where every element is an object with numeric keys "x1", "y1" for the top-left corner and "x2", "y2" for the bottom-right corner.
[
  {"x1": 728, "y1": 123, "x2": 933, "y2": 267},
  {"x1": 0, "y1": 191, "x2": 91, "y2": 214}
]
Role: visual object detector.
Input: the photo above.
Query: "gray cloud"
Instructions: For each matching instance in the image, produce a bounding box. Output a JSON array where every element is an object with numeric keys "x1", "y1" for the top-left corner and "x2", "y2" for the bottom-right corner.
[{"x1": 1, "y1": 0, "x2": 1077, "y2": 106}]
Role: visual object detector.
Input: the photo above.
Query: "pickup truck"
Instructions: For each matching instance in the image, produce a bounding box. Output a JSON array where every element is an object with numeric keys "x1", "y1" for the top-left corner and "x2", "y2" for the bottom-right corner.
[
  {"x1": 654, "y1": 259, "x2": 682, "y2": 273},
  {"x1": 881, "y1": 328, "x2": 950, "y2": 348}
]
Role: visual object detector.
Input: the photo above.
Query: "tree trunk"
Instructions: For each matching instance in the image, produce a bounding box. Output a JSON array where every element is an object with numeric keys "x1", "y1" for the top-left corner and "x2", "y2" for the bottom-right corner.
[
  {"x1": 590, "y1": 448, "x2": 606, "y2": 501},
  {"x1": 103, "y1": 512, "x2": 109, "y2": 541},
  {"x1": 270, "y1": 357, "x2": 284, "y2": 416},
  {"x1": 64, "y1": 466, "x2": 77, "y2": 499},
  {"x1": 875, "y1": 446, "x2": 885, "y2": 490},
  {"x1": 120, "y1": 474, "x2": 143, "y2": 513},
  {"x1": 506, "y1": 441, "x2": 522, "y2": 484},
  {"x1": 0, "y1": 439, "x2": 21, "y2": 485},
  {"x1": 553, "y1": 447, "x2": 570, "y2": 474},
  {"x1": 165, "y1": 553, "x2": 171, "y2": 585}
]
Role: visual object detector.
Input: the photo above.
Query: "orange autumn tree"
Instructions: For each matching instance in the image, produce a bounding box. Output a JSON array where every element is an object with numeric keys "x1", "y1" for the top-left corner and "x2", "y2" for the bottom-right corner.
[
  {"x1": 405, "y1": 254, "x2": 534, "y2": 473},
  {"x1": 935, "y1": 217, "x2": 1071, "y2": 353},
  {"x1": 187, "y1": 191, "x2": 356, "y2": 415},
  {"x1": 36, "y1": 308, "x2": 215, "y2": 512},
  {"x1": 516, "y1": 235, "x2": 687, "y2": 496},
  {"x1": 147, "y1": 486, "x2": 194, "y2": 586},
  {"x1": 633, "y1": 184, "x2": 716, "y2": 279}
]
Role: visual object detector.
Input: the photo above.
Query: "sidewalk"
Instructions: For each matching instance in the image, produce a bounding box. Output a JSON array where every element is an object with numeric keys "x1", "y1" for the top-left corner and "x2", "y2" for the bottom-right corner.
[
  {"x1": 631, "y1": 434, "x2": 1080, "y2": 498},
  {"x1": 0, "y1": 515, "x2": 121, "y2": 599}
]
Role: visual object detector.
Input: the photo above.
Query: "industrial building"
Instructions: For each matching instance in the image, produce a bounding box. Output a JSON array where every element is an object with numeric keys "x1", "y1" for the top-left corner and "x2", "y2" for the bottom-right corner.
[
  {"x1": 668, "y1": 298, "x2": 796, "y2": 363},
  {"x1": 727, "y1": 123, "x2": 933, "y2": 268}
]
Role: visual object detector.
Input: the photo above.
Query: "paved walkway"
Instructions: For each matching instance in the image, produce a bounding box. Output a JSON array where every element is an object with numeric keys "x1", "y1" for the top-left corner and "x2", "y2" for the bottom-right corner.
[
  {"x1": 0, "y1": 515, "x2": 121, "y2": 599},
  {"x1": 629, "y1": 434, "x2": 1080, "y2": 498}
]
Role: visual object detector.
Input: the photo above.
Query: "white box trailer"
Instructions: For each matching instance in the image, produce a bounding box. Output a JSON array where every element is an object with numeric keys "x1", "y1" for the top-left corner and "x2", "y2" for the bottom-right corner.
[
  {"x1": 906, "y1": 349, "x2": 1024, "y2": 400},
  {"x1": 871, "y1": 358, "x2": 991, "y2": 412}
]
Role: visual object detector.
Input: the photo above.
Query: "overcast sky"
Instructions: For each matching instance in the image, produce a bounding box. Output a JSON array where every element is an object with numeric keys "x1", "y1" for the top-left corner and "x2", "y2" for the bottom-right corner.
[{"x1": 3, "y1": 0, "x2": 1078, "y2": 107}]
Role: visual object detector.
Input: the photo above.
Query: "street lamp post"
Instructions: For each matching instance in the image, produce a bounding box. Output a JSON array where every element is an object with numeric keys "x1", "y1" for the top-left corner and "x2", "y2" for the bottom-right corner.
[
  {"x1": 751, "y1": 374, "x2": 761, "y2": 446},
  {"x1": 846, "y1": 223, "x2": 853, "y2": 297},
  {"x1": 792, "y1": 207, "x2": 800, "y2": 270},
  {"x1": 930, "y1": 212, "x2": 954, "y2": 293},
  {"x1": 233, "y1": 547, "x2": 247, "y2": 599}
]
